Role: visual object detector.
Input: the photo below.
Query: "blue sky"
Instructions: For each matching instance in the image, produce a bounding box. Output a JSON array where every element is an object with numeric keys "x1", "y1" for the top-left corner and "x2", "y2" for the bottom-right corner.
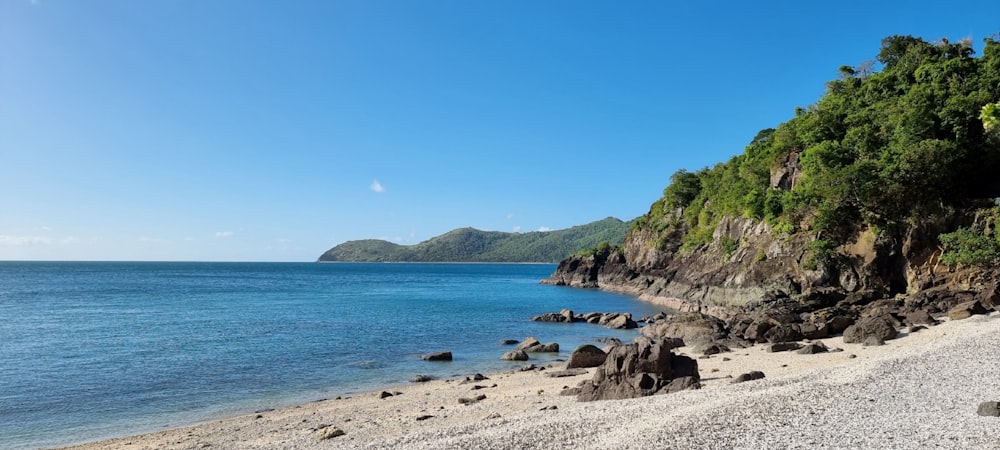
[{"x1": 2, "y1": 0, "x2": 999, "y2": 261}]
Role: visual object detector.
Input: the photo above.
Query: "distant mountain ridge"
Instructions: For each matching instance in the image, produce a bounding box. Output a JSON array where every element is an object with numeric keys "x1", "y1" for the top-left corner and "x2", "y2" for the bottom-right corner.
[{"x1": 317, "y1": 217, "x2": 631, "y2": 263}]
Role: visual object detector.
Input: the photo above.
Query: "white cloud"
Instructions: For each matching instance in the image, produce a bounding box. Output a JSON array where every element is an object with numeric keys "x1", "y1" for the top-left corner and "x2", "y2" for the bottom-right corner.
[
  {"x1": 537, "y1": 226, "x2": 552, "y2": 232},
  {"x1": 215, "y1": 231, "x2": 235, "y2": 238},
  {"x1": 505, "y1": 213, "x2": 515, "y2": 220},
  {"x1": 370, "y1": 179, "x2": 385, "y2": 193},
  {"x1": 0, "y1": 235, "x2": 79, "y2": 246}
]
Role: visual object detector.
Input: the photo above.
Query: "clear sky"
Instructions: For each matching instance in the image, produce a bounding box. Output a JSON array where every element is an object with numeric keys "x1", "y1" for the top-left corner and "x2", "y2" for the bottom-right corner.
[{"x1": 2, "y1": 0, "x2": 999, "y2": 261}]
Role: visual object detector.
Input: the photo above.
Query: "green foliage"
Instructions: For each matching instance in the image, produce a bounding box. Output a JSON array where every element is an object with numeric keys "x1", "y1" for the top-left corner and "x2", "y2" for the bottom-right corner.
[
  {"x1": 983, "y1": 102, "x2": 1000, "y2": 131},
  {"x1": 804, "y1": 239, "x2": 838, "y2": 271},
  {"x1": 318, "y1": 217, "x2": 632, "y2": 263},
  {"x1": 755, "y1": 249, "x2": 767, "y2": 262},
  {"x1": 633, "y1": 33, "x2": 1000, "y2": 253},
  {"x1": 939, "y1": 227, "x2": 1000, "y2": 267},
  {"x1": 720, "y1": 236, "x2": 740, "y2": 259}
]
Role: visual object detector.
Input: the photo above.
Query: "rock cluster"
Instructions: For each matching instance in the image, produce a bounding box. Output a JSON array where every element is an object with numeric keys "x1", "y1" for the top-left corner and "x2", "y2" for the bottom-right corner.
[
  {"x1": 531, "y1": 309, "x2": 638, "y2": 329},
  {"x1": 568, "y1": 337, "x2": 700, "y2": 401}
]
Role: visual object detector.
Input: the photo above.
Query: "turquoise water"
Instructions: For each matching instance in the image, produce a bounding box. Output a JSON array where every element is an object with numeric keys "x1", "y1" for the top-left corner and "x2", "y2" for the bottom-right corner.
[{"x1": 0, "y1": 262, "x2": 666, "y2": 449}]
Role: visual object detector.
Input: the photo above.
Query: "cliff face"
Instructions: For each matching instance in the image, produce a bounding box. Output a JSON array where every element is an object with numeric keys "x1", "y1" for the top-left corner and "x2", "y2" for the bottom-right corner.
[{"x1": 543, "y1": 213, "x2": 985, "y2": 311}]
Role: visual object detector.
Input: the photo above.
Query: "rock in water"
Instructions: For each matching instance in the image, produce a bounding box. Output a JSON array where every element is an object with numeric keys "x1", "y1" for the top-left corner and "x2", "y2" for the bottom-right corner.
[
  {"x1": 576, "y1": 337, "x2": 700, "y2": 401},
  {"x1": 515, "y1": 337, "x2": 541, "y2": 351},
  {"x1": 421, "y1": 351, "x2": 453, "y2": 361},
  {"x1": 567, "y1": 344, "x2": 607, "y2": 368},
  {"x1": 501, "y1": 350, "x2": 529, "y2": 361},
  {"x1": 977, "y1": 401, "x2": 1000, "y2": 417}
]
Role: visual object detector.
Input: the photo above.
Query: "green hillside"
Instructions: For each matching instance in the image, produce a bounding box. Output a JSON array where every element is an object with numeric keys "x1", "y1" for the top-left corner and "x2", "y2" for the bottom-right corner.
[{"x1": 317, "y1": 217, "x2": 631, "y2": 262}]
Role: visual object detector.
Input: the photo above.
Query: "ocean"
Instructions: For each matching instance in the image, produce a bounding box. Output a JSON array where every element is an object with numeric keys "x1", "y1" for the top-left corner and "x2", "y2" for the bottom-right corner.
[{"x1": 0, "y1": 262, "x2": 667, "y2": 449}]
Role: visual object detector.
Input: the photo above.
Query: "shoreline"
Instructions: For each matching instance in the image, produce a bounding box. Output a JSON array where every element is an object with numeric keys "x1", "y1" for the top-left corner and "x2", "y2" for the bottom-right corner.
[{"x1": 60, "y1": 311, "x2": 1000, "y2": 449}]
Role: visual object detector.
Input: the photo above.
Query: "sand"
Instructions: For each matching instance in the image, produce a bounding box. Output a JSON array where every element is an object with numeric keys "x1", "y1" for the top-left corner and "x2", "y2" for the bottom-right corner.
[{"x1": 62, "y1": 312, "x2": 1000, "y2": 450}]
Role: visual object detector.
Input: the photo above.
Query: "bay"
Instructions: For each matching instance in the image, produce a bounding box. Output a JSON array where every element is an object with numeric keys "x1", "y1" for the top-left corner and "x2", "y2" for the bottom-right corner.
[{"x1": 0, "y1": 262, "x2": 666, "y2": 449}]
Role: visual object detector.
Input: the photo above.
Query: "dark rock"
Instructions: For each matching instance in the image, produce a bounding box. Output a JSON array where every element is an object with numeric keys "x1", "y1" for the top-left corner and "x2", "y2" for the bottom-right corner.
[
  {"x1": 576, "y1": 338, "x2": 700, "y2": 401},
  {"x1": 515, "y1": 337, "x2": 541, "y2": 351},
  {"x1": 796, "y1": 342, "x2": 828, "y2": 354},
  {"x1": 825, "y1": 315, "x2": 856, "y2": 335},
  {"x1": 567, "y1": 344, "x2": 607, "y2": 369},
  {"x1": 977, "y1": 282, "x2": 1000, "y2": 310},
  {"x1": 798, "y1": 322, "x2": 830, "y2": 340},
  {"x1": 526, "y1": 342, "x2": 560, "y2": 353},
  {"x1": 732, "y1": 371, "x2": 766, "y2": 383},
  {"x1": 545, "y1": 368, "x2": 589, "y2": 378},
  {"x1": 763, "y1": 324, "x2": 803, "y2": 343},
  {"x1": 458, "y1": 394, "x2": 487, "y2": 405},
  {"x1": 977, "y1": 401, "x2": 1000, "y2": 417},
  {"x1": 908, "y1": 325, "x2": 927, "y2": 333},
  {"x1": 501, "y1": 350, "x2": 529, "y2": 361},
  {"x1": 518, "y1": 364, "x2": 538, "y2": 371},
  {"x1": 606, "y1": 313, "x2": 638, "y2": 329},
  {"x1": 693, "y1": 342, "x2": 730, "y2": 356},
  {"x1": 379, "y1": 391, "x2": 393, "y2": 399},
  {"x1": 742, "y1": 319, "x2": 775, "y2": 343},
  {"x1": 421, "y1": 351, "x2": 453, "y2": 361},
  {"x1": 594, "y1": 337, "x2": 623, "y2": 346},
  {"x1": 315, "y1": 427, "x2": 345, "y2": 440},
  {"x1": 767, "y1": 342, "x2": 803, "y2": 353},
  {"x1": 471, "y1": 373, "x2": 488, "y2": 381},
  {"x1": 411, "y1": 375, "x2": 433, "y2": 383},
  {"x1": 903, "y1": 309, "x2": 939, "y2": 326},
  {"x1": 947, "y1": 300, "x2": 990, "y2": 320},
  {"x1": 903, "y1": 288, "x2": 976, "y2": 316},
  {"x1": 862, "y1": 335, "x2": 885, "y2": 346},
  {"x1": 843, "y1": 316, "x2": 898, "y2": 344},
  {"x1": 640, "y1": 312, "x2": 728, "y2": 345},
  {"x1": 500, "y1": 339, "x2": 519, "y2": 345},
  {"x1": 415, "y1": 415, "x2": 434, "y2": 421}
]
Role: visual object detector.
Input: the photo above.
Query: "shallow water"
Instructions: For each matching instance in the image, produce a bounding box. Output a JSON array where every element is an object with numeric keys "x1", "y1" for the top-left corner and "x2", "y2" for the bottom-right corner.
[{"x1": 0, "y1": 262, "x2": 667, "y2": 449}]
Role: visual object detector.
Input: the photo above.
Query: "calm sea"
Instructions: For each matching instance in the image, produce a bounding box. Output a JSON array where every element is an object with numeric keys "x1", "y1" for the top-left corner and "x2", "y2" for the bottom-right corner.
[{"x1": 0, "y1": 262, "x2": 666, "y2": 449}]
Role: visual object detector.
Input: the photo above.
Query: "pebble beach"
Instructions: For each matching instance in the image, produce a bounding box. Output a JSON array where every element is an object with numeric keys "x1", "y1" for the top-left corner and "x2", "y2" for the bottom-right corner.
[{"x1": 61, "y1": 311, "x2": 1000, "y2": 450}]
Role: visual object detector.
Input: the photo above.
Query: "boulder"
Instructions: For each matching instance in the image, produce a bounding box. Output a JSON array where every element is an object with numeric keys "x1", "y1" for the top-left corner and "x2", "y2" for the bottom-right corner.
[
  {"x1": 903, "y1": 309, "x2": 938, "y2": 326},
  {"x1": 421, "y1": 351, "x2": 453, "y2": 361},
  {"x1": 576, "y1": 338, "x2": 700, "y2": 401},
  {"x1": 767, "y1": 342, "x2": 802, "y2": 353},
  {"x1": 525, "y1": 342, "x2": 560, "y2": 353},
  {"x1": 566, "y1": 344, "x2": 607, "y2": 369},
  {"x1": 842, "y1": 316, "x2": 898, "y2": 344},
  {"x1": 640, "y1": 312, "x2": 728, "y2": 345},
  {"x1": 531, "y1": 311, "x2": 574, "y2": 323},
  {"x1": 411, "y1": 374, "x2": 433, "y2": 382},
  {"x1": 976, "y1": 282, "x2": 1000, "y2": 310},
  {"x1": 315, "y1": 427, "x2": 345, "y2": 440},
  {"x1": 515, "y1": 337, "x2": 541, "y2": 351},
  {"x1": 763, "y1": 324, "x2": 803, "y2": 343},
  {"x1": 606, "y1": 313, "x2": 638, "y2": 329},
  {"x1": 947, "y1": 300, "x2": 990, "y2": 321},
  {"x1": 732, "y1": 371, "x2": 766, "y2": 383},
  {"x1": 796, "y1": 342, "x2": 828, "y2": 354},
  {"x1": 692, "y1": 342, "x2": 730, "y2": 356},
  {"x1": 501, "y1": 350, "x2": 529, "y2": 361},
  {"x1": 977, "y1": 401, "x2": 1000, "y2": 417}
]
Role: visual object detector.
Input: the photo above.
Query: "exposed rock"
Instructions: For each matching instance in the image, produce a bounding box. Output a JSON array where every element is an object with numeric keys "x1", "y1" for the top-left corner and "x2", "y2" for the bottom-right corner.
[
  {"x1": 862, "y1": 335, "x2": 885, "y2": 346},
  {"x1": 526, "y1": 342, "x2": 560, "y2": 353},
  {"x1": 977, "y1": 401, "x2": 1000, "y2": 417},
  {"x1": 531, "y1": 310, "x2": 577, "y2": 323},
  {"x1": 605, "y1": 313, "x2": 638, "y2": 329},
  {"x1": 458, "y1": 394, "x2": 487, "y2": 405},
  {"x1": 545, "y1": 368, "x2": 589, "y2": 378},
  {"x1": 903, "y1": 309, "x2": 938, "y2": 326},
  {"x1": 947, "y1": 300, "x2": 990, "y2": 320},
  {"x1": 576, "y1": 338, "x2": 699, "y2": 401},
  {"x1": 763, "y1": 324, "x2": 803, "y2": 343},
  {"x1": 566, "y1": 344, "x2": 607, "y2": 369},
  {"x1": 767, "y1": 342, "x2": 802, "y2": 353},
  {"x1": 421, "y1": 351, "x2": 453, "y2": 361},
  {"x1": 732, "y1": 371, "x2": 766, "y2": 383},
  {"x1": 693, "y1": 342, "x2": 730, "y2": 356},
  {"x1": 843, "y1": 316, "x2": 898, "y2": 344},
  {"x1": 594, "y1": 337, "x2": 622, "y2": 346},
  {"x1": 500, "y1": 350, "x2": 529, "y2": 361},
  {"x1": 516, "y1": 337, "x2": 541, "y2": 351},
  {"x1": 908, "y1": 325, "x2": 927, "y2": 333},
  {"x1": 640, "y1": 312, "x2": 728, "y2": 345},
  {"x1": 499, "y1": 339, "x2": 519, "y2": 345},
  {"x1": 411, "y1": 374, "x2": 433, "y2": 383},
  {"x1": 796, "y1": 342, "x2": 828, "y2": 354},
  {"x1": 415, "y1": 415, "x2": 434, "y2": 421},
  {"x1": 976, "y1": 281, "x2": 1000, "y2": 310},
  {"x1": 379, "y1": 391, "x2": 393, "y2": 399},
  {"x1": 315, "y1": 427, "x2": 345, "y2": 440}
]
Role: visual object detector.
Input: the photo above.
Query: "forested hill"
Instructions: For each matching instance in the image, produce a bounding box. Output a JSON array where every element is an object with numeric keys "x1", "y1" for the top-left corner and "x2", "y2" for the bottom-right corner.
[
  {"x1": 546, "y1": 34, "x2": 1000, "y2": 308},
  {"x1": 317, "y1": 217, "x2": 631, "y2": 263}
]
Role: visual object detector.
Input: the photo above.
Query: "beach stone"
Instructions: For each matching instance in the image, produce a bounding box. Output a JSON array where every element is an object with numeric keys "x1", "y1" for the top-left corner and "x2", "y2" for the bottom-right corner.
[
  {"x1": 767, "y1": 342, "x2": 802, "y2": 353},
  {"x1": 903, "y1": 309, "x2": 938, "y2": 326},
  {"x1": 798, "y1": 322, "x2": 830, "y2": 340},
  {"x1": 567, "y1": 344, "x2": 607, "y2": 369},
  {"x1": 379, "y1": 391, "x2": 393, "y2": 399},
  {"x1": 545, "y1": 368, "x2": 588, "y2": 378},
  {"x1": 976, "y1": 401, "x2": 1000, "y2": 417},
  {"x1": 693, "y1": 342, "x2": 730, "y2": 356},
  {"x1": 421, "y1": 351, "x2": 453, "y2": 361},
  {"x1": 501, "y1": 350, "x2": 529, "y2": 361},
  {"x1": 862, "y1": 335, "x2": 885, "y2": 346},
  {"x1": 842, "y1": 316, "x2": 898, "y2": 344},
  {"x1": 606, "y1": 313, "x2": 638, "y2": 329},
  {"x1": 640, "y1": 312, "x2": 728, "y2": 345},
  {"x1": 500, "y1": 339, "x2": 519, "y2": 345},
  {"x1": 732, "y1": 371, "x2": 766, "y2": 383},
  {"x1": 515, "y1": 337, "x2": 541, "y2": 351},
  {"x1": 458, "y1": 394, "x2": 487, "y2": 405},
  {"x1": 411, "y1": 374, "x2": 433, "y2": 383},
  {"x1": 796, "y1": 342, "x2": 828, "y2": 354},
  {"x1": 576, "y1": 338, "x2": 700, "y2": 401},
  {"x1": 314, "y1": 427, "x2": 345, "y2": 440},
  {"x1": 763, "y1": 324, "x2": 803, "y2": 343},
  {"x1": 908, "y1": 325, "x2": 927, "y2": 333},
  {"x1": 415, "y1": 414, "x2": 434, "y2": 421},
  {"x1": 947, "y1": 300, "x2": 990, "y2": 320}
]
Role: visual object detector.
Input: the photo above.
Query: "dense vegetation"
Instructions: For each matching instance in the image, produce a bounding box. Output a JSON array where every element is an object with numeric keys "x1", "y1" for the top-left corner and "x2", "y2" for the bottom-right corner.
[
  {"x1": 317, "y1": 217, "x2": 632, "y2": 263},
  {"x1": 636, "y1": 34, "x2": 1000, "y2": 267}
]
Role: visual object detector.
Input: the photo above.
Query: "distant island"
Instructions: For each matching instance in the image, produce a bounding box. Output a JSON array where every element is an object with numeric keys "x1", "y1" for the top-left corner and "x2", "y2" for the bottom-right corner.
[{"x1": 317, "y1": 217, "x2": 631, "y2": 263}]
